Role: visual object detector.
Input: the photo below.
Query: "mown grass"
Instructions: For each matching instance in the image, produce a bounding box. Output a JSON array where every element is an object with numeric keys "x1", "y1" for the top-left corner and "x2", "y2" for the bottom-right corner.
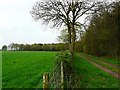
[
  {"x1": 2, "y1": 51, "x2": 56, "y2": 88},
  {"x1": 74, "y1": 54, "x2": 119, "y2": 88}
]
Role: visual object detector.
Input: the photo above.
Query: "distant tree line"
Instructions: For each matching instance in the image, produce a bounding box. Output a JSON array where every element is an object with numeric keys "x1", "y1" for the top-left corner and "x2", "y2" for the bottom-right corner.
[
  {"x1": 21, "y1": 43, "x2": 69, "y2": 51},
  {"x1": 2, "y1": 42, "x2": 83, "y2": 52},
  {"x1": 2, "y1": 43, "x2": 69, "y2": 51}
]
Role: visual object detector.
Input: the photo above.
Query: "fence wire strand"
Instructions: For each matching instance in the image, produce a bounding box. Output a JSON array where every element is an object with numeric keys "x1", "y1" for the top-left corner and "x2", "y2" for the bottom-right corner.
[{"x1": 48, "y1": 61, "x2": 81, "y2": 88}]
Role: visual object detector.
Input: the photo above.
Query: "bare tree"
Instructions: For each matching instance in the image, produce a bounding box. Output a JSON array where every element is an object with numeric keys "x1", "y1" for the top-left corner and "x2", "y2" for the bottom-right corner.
[{"x1": 30, "y1": 0, "x2": 104, "y2": 61}]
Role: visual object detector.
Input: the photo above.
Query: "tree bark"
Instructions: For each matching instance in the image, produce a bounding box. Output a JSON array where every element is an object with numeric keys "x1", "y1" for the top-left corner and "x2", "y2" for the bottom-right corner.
[
  {"x1": 67, "y1": 20, "x2": 76, "y2": 61},
  {"x1": 71, "y1": 16, "x2": 76, "y2": 61},
  {"x1": 67, "y1": 24, "x2": 74, "y2": 61}
]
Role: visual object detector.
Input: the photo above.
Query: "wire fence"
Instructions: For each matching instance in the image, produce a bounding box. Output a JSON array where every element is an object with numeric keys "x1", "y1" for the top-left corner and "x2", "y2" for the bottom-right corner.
[
  {"x1": 41, "y1": 51, "x2": 81, "y2": 89},
  {"x1": 49, "y1": 63, "x2": 61, "y2": 88},
  {"x1": 45, "y1": 61, "x2": 81, "y2": 89}
]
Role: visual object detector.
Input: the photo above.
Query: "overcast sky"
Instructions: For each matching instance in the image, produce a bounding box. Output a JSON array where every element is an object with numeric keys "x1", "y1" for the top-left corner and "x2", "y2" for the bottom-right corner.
[{"x1": 0, "y1": 0, "x2": 61, "y2": 49}]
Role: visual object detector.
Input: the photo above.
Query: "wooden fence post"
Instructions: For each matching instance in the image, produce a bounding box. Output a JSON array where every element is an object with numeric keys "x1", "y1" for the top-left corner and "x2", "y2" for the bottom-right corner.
[
  {"x1": 61, "y1": 61, "x2": 64, "y2": 89},
  {"x1": 43, "y1": 72, "x2": 49, "y2": 90}
]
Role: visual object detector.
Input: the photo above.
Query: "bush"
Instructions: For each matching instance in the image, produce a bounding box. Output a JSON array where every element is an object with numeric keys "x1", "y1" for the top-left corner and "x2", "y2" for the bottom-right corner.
[{"x1": 52, "y1": 51, "x2": 81, "y2": 88}]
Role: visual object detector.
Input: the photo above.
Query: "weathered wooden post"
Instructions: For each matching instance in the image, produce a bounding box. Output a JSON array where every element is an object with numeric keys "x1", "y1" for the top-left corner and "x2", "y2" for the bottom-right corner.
[
  {"x1": 61, "y1": 61, "x2": 64, "y2": 89},
  {"x1": 43, "y1": 72, "x2": 49, "y2": 90}
]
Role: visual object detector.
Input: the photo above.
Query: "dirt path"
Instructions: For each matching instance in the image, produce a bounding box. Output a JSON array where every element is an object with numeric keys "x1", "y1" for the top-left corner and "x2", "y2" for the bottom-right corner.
[
  {"x1": 86, "y1": 55, "x2": 120, "y2": 69},
  {"x1": 78, "y1": 54, "x2": 120, "y2": 79}
]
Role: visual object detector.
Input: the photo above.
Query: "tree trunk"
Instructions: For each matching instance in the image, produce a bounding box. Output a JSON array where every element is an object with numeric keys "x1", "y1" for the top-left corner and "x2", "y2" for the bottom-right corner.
[
  {"x1": 71, "y1": 21, "x2": 76, "y2": 61},
  {"x1": 67, "y1": 21, "x2": 76, "y2": 61},
  {"x1": 67, "y1": 25, "x2": 74, "y2": 61},
  {"x1": 70, "y1": 44, "x2": 74, "y2": 61}
]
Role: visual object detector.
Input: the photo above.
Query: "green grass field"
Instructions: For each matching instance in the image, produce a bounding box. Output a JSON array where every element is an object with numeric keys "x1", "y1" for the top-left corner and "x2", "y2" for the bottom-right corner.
[
  {"x1": 2, "y1": 51, "x2": 119, "y2": 88},
  {"x1": 2, "y1": 51, "x2": 56, "y2": 88}
]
